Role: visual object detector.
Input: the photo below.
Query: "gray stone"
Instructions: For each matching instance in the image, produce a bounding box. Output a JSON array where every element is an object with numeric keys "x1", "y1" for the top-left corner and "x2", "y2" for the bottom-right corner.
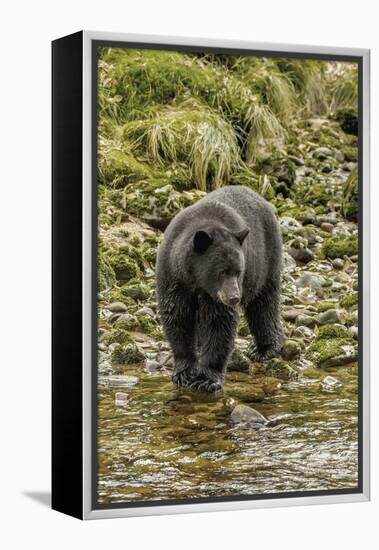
[
  {"x1": 296, "y1": 314, "x2": 317, "y2": 328},
  {"x1": 349, "y1": 326, "x2": 358, "y2": 340},
  {"x1": 288, "y1": 246, "x2": 314, "y2": 264},
  {"x1": 279, "y1": 216, "x2": 302, "y2": 236},
  {"x1": 144, "y1": 359, "x2": 162, "y2": 373},
  {"x1": 313, "y1": 147, "x2": 333, "y2": 160},
  {"x1": 295, "y1": 272, "x2": 325, "y2": 291},
  {"x1": 332, "y1": 258, "x2": 345, "y2": 270},
  {"x1": 230, "y1": 404, "x2": 267, "y2": 426},
  {"x1": 293, "y1": 325, "x2": 314, "y2": 338},
  {"x1": 320, "y1": 376, "x2": 342, "y2": 392},
  {"x1": 136, "y1": 306, "x2": 156, "y2": 318},
  {"x1": 318, "y1": 309, "x2": 342, "y2": 325},
  {"x1": 98, "y1": 375, "x2": 139, "y2": 387},
  {"x1": 321, "y1": 222, "x2": 334, "y2": 233},
  {"x1": 107, "y1": 302, "x2": 128, "y2": 313}
]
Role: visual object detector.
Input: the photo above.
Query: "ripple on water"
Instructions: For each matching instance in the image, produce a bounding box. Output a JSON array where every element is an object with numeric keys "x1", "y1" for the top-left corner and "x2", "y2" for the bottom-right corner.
[{"x1": 97, "y1": 363, "x2": 358, "y2": 504}]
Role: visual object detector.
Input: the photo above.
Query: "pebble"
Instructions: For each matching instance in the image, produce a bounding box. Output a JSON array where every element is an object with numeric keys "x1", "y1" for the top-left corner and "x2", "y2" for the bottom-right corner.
[
  {"x1": 320, "y1": 376, "x2": 342, "y2": 392},
  {"x1": 107, "y1": 302, "x2": 128, "y2": 313},
  {"x1": 115, "y1": 392, "x2": 129, "y2": 407},
  {"x1": 230, "y1": 404, "x2": 267, "y2": 426},
  {"x1": 332, "y1": 258, "x2": 345, "y2": 270},
  {"x1": 313, "y1": 146, "x2": 333, "y2": 160},
  {"x1": 321, "y1": 222, "x2": 334, "y2": 233},
  {"x1": 136, "y1": 306, "x2": 155, "y2": 318}
]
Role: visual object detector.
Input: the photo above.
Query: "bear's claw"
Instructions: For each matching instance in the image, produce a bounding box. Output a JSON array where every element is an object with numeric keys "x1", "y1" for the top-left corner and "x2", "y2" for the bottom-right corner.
[{"x1": 247, "y1": 344, "x2": 279, "y2": 363}]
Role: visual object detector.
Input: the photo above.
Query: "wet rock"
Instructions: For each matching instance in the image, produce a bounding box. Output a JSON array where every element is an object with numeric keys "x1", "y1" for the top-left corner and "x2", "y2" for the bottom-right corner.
[
  {"x1": 305, "y1": 338, "x2": 357, "y2": 368},
  {"x1": 115, "y1": 392, "x2": 130, "y2": 407},
  {"x1": 107, "y1": 301, "x2": 128, "y2": 313},
  {"x1": 228, "y1": 348, "x2": 250, "y2": 372},
  {"x1": 230, "y1": 404, "x2": 267, "y2": 426},
  {"x1": 157, "y1": 350, "x2": 174, "y2": 367},
  {"x1": 266, "y1": 358, "x2": 299, "y2": 381},
  {"x1": 223, "y1": 396, "x2": 237, "y2": 411},
  {"x1": 98, "y1": 360, "x2": 112, "y2": 375},
  {"x1": 144, "y1": 359, "x2": 162, "y2": 373},
  {"x1": 295, "y1": 272, "x2": 325, "y2": 291},
  {"x1": 320, "y1": 376, "x2": 342, "y2": 393},
  {"x1": 318, "y1": 309, "x2": 343, "y2": 325},
  {"x1": 281, "y1": 339, "x2": 301, "y2": 360},
  {"x1": 99, "y1": 375, "x2": 139, "y2": 387}
]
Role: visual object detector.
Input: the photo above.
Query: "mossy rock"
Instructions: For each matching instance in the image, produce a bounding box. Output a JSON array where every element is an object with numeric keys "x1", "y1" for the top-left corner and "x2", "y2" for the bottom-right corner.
[
  {"x1": 104, "y1": 328, "x2": 133, "y2": 346},
  {"x1": 228, "y1": 349, "x2": 250, "y2": 372},
  {"x1": 265, "y1": 358, "x2": 299, "y2": 381},
  {"x1": 137, "y1": 316, "x2": 162, "y2": 338},
  {"x1": 121, "y1": 281, "x2": 151, "y2": 301},
  {"x1": 317, "y1": 324, "x2": 351, "y2": 340},
  {"x1": 341, "y1": 166, "x2": 358, "y2": 222},
  {"x1": 322, "y1": 235, "x2": 358, "y2": 259},
  {"x1": 318, "y1": 301, "x2": 337, "y2": 313},
  {"x1": 256, "y1": 157, "x2": 296, "y2": 187},
  {"x1": 339, "y1": 291, "x2": 358, "y2": 309},
  {"x1": 98, "y1": 144, "x2": 153, "y2": 188},
  {"x1": 305, "y1": 337, "x2": 357, "y2": 368},
  {"x1": 98, "y1": 255, "x2": 116, "y2": 292},
  {"x1": 111, "y1": 342, "x2": 145, "y2": 365}
]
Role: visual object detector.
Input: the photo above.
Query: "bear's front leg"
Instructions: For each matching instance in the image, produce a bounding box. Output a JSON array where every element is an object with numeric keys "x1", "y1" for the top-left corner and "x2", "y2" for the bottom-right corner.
[
  {"x1": 244, "y1": 277, "x2": 284, "y2": 362},
  {"x1": 189, "y1": 294, "x2": 239, "y2": 393},
  {"x1": 158, "y1": 283, "x2": 197, "y2": 388}
]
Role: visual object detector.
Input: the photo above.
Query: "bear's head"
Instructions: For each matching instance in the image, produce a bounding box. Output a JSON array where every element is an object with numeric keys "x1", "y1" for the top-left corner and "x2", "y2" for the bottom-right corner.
[{"x1": 191, "y1": 225, "x2": 249, "y2": 307}]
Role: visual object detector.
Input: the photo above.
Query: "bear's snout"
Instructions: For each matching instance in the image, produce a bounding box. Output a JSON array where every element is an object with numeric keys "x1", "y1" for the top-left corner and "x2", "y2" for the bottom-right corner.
[{"x1": 217, "y1": 277, "x2": 241, "y2": 307}]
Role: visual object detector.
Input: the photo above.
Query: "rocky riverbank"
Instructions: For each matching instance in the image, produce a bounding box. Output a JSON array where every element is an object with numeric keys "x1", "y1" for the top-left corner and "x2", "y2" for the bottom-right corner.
[{"x1": 96, "y1": 48, "x2": 359, "y2": 502}]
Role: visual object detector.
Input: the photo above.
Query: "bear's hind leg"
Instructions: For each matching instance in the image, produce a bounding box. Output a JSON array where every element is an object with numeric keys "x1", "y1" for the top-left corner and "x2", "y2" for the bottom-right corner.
[
  {"x1": 244, "y1": 278, "x2": 284, "y2": 362},
  {"x1": 159, "y1": 285, "x2": 197, "y2": 388},
  {"x1": 189, "y1": 294, "x2": 239, "y2": 393}
]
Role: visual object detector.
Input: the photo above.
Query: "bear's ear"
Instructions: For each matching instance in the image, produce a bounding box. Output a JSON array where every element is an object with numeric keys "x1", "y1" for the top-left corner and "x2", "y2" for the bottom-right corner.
[
  {"x1": 235, "y1": 227, "x2": 250, "y2": 245},
  {"x1": 193, "y1": 230, "x2": 213, "y2": 254}
]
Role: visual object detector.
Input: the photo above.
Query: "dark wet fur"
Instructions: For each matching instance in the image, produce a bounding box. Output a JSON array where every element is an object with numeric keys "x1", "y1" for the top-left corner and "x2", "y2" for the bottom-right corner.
[{"x1": 156, "y1": 185, "x2": 284, "y2": 392}]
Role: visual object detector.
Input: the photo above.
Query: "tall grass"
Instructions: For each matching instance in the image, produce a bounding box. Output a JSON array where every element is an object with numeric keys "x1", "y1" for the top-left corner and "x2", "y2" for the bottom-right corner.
[{"x1": 123, "y1": 100, "x2": 241, "y2": 191}]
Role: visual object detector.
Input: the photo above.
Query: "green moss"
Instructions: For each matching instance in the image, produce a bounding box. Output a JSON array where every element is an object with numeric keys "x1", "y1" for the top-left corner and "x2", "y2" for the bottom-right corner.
[
  {"x1": 318, "y1": 301, "x2": 337, "y2": 313},
  {"x1": 111, "y1": 342, "x2": 144, "y2": 364},
  {"x1": 98, "y1": 255, "x2": 116, "y2": 292},
  {"x1": 341, "y1": 166, "x2": 358, "y2": 222},
  {"x1": 322, "y1": 235, "x2": 358, "y2": 259},
  {"x1": 317, "y1": 324, "x2": 351, "y2": 340},
  {"x1": 339, "y1": 291, "x2": 358, "y2": 309},
  {"x1": 107, "y1": 253, "x2": 141, "y2": 281},
  {"x1": 305, "y1": 337, "x2": 356, "y2": 368},
  {"x1": 266, "y1": 358, "x2": 299, "y2": 380},
  {"x1": 104, "y1": 328, "x2": 133, "y2": 346},
  {"x1": 121, "y1": 281, "x2": 151, "y2": 301},
  {"x1": 137, "y1": 316, "x2": 162, "y2": 338}
]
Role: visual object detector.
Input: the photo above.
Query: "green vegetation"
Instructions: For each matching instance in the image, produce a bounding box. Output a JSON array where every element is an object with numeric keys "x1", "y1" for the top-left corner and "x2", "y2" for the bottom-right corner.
[{"x1": 322, "y1": 235, "x2": 358, "y2": 259}]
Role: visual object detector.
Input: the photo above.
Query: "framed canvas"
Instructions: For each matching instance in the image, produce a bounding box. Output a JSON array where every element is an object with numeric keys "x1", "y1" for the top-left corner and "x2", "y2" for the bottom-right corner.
[{"x1": 52, "y1": 31, "x2": 370, "y2": 520}]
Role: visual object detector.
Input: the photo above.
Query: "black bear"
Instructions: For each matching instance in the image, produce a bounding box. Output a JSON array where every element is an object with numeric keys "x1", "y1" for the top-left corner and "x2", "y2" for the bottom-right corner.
[{"x1": 156, "y1": 185, "x2": 283, "y2": 392}]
